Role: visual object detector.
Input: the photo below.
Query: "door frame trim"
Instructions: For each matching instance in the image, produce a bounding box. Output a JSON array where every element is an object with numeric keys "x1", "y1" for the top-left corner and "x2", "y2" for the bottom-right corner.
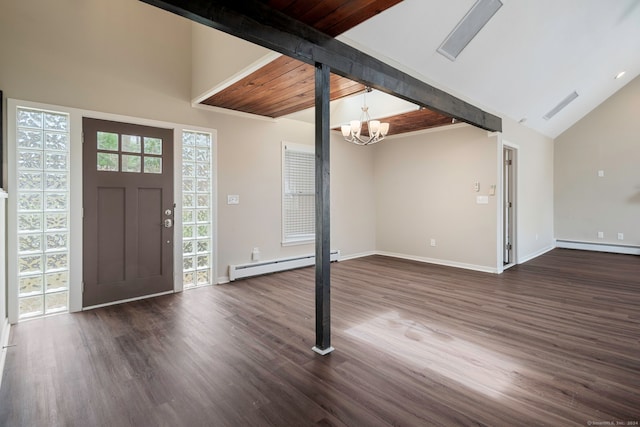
[
  {"x1": 7, "y1": 98, "x2": 218, "y2": 320},
  {"x1": 497, "y1": 138, "x2": 519, "y2": 273}
]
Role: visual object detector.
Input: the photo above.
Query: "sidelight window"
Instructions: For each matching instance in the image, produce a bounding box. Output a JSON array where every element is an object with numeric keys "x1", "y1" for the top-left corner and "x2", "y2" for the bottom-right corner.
[
  {"x1": 15, "y1": 107, "x2": 70, "y2": 318},
  {"x1": 182, "y1": 131, "x2": 213, "y2": 288}
]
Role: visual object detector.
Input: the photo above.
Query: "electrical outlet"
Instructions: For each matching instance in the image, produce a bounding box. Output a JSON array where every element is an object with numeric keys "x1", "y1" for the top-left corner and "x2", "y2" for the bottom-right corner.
[
  {"x1": 617, "y1": 233, "x2": 624, "y2": 241},
  {"x1": 597, "y1": 231, "x2": 604, "y2": 239},
  {"x1": 430, "y1": 238, "x2": 436, "y2": 247}
]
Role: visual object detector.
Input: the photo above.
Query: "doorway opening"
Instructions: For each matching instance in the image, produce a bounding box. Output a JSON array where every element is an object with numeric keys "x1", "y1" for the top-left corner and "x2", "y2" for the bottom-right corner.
[{"x1": 503, "y1": 145, "x2": 516, "y2": 268}]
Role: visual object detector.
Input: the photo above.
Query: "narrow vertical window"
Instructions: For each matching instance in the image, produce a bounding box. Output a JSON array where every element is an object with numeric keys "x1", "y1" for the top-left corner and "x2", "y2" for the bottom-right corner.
[
  {"x1": 282, "y1": 142, "x2": 315, "y2": 244},
  {"x1": 16, "y1": 107, "x2": 70, "y2": 318},
  {"x1": 182, "y1": 131, "x2": 213, "y2": 288}
]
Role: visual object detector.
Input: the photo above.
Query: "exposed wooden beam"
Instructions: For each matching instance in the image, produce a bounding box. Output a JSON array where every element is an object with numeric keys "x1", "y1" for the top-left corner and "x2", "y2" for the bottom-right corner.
[
  {"x1": 312, "y1": 62, "x2": 333, "y2": 355},
  {"x1": 138, "y1": 0, "x2": 502, "y2": 132}
]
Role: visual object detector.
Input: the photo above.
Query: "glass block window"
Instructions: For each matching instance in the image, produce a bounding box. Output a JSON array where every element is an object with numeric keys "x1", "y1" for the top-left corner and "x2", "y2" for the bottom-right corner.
[
  {"x1": 182, "y1": 131, "x2": 213, "y2": 289},
  {"x1": 16, "y1": 107, "x2": 70, "y2": 319},
  {"x1": 282, "y1": 143, "x2": 315, "y2": 243}
]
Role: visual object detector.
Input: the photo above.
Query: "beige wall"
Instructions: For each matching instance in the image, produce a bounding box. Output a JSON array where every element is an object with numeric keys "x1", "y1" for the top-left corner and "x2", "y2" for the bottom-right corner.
[
  {"x1": 215, "y1": 119, "x2": 376, "y2": 273},
  {"x1": 191, "y1": 24, "x2": 275, "y2": 101},
  {"x1": 0, "y1": 0, "x2": 377, "y2": 284},
  {"x1": 555, "y1": 75, "x2": 640, "y2": 247},
  {"x1": 373, "y1": 125, "x2": 500, "y2": 271}
]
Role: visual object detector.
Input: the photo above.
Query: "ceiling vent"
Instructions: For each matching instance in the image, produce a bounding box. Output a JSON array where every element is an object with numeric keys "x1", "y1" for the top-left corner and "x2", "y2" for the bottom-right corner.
[
  {"x1": 437, "y1": 0, "x2": 503, "y2": 61},
  {"x1": 543, "y1": 91, "x2": 579, "y2": 120}
]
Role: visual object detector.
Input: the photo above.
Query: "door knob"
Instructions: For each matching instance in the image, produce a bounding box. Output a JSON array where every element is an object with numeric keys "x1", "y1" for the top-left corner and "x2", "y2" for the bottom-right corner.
[{"x1": 164, "y1": 218, "x2": 173, "y2": 228}]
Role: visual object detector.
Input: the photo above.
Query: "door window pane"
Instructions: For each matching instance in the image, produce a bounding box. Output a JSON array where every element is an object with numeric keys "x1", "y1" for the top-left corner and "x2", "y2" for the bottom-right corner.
[
  {"x1": 122, "y1": 155, "x2": 141, "y2": 173},
  {"x1": 122, "y1": 135, "x2": 141, "y2": 153},
  {"x1": 97, "y1": 132, "x2": 118, "y2": 151},
  {"x1": 144, "y1": 137, "x2": 162, "y2": 155},
  {"x1": 97, "y1": 153, "x2": 119, "y2": 171},
  {"x1": 144, "y1": 157, "x2": 162, "y2": 174}
]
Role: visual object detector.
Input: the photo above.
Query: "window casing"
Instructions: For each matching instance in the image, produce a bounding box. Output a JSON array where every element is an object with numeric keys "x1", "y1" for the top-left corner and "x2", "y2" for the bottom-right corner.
[{"x1": 282, "y1": 142, "x2": 314, "y2": 245}]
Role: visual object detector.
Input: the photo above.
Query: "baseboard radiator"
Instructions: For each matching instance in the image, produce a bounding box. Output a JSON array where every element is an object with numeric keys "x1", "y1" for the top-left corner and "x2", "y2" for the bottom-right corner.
[{"x1": 229, "y1": 250, "x2": 340, "y2": 282}]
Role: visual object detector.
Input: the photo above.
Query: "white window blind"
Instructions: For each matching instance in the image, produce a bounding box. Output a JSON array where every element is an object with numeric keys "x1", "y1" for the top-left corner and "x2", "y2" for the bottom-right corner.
[{"x1": 282, "y1": 143, "x2": 314, "y2": 244}]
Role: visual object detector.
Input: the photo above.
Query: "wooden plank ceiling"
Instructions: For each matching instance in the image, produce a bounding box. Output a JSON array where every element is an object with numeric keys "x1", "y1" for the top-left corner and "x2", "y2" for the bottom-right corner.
[{"x1": 200, "y1": 0, "x2": 453, "y2": 136}]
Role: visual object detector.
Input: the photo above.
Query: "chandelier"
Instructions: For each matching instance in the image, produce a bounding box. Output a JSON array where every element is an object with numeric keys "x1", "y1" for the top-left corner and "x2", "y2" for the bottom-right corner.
[{"x1": 341, "y1": 87, "x2": 390, "y2": 145}]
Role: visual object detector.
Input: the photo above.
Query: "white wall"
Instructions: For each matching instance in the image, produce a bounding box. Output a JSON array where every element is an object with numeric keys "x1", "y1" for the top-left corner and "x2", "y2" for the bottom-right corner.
[
  {"x1": 374, "y1": 125, "x2": 500, "y2": 271},
  {"x1": 555, "y1": 75, "x2": 640, "y2": 247}
]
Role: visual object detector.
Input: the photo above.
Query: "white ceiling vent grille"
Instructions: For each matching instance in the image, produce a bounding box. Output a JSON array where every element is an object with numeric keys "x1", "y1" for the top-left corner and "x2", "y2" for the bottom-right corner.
[
  {"x1": 543, "y1": 91, "x2": 579, "y2": 120},
  {"x1": 437, "y1": 0, "x2": 503, "y2": 61}
]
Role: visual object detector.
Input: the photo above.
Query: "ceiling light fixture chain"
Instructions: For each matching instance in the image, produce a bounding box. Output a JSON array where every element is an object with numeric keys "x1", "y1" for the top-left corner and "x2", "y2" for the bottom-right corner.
[{"x1": 341, "y1": 87, "x2": 390, "y2": 145}]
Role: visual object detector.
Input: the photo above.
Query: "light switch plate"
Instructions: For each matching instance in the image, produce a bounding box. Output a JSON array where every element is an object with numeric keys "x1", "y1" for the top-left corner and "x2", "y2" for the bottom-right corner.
[{"x1": 227, "y1": 194, "x2": 240, "y2": 205}]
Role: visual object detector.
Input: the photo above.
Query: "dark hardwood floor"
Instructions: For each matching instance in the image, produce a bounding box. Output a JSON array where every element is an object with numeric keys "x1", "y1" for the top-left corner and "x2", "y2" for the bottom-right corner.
[{"x1": 1, "y1": 249, "x2": 639, "y2": 426}]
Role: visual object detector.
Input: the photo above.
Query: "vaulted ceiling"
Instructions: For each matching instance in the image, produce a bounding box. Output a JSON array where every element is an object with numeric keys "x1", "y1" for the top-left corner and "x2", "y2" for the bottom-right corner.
[
  {"x1": 339, "y1": 0, "x2": 640, "y2": 138},
  {"x1": 199, "y1": 0, "x2": 640, "y2": 139}
]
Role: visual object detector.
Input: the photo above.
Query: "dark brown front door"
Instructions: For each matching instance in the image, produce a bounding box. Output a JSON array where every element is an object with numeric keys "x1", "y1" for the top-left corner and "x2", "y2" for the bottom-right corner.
[{"x1": 83, "y1": 118, "x2": 174, "y2": 307}]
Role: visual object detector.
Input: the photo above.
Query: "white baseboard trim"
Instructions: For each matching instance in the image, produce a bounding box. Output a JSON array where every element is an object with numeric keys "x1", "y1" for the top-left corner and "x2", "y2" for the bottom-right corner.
[
  {"x1": 518, "y1": 244, "x2": 556, "y2": 264},
  {"x1": 338, "y1": 251, "x2": 377, "y2": 262},
  {"x1": 0, "y1": 318, "x2": 11, "y2": 390},
  {"x1": 217, "y1": 276, "x2": 230, "y2": 285},
  {"x1": 556, "y1": 240, "x2": 640, "y2": 255},
  {"x1": 312, "y1": 345, "x2": 335, "y2": 356},
  {"x1": 376, "y1": 251, "x2": 498, "y2": 274}
]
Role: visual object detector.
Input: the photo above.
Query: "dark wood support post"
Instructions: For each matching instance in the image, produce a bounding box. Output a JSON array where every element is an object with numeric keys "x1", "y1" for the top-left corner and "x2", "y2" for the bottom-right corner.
[{"x1": 312, "y1": 62, "x2": 333, "y2": 356}]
